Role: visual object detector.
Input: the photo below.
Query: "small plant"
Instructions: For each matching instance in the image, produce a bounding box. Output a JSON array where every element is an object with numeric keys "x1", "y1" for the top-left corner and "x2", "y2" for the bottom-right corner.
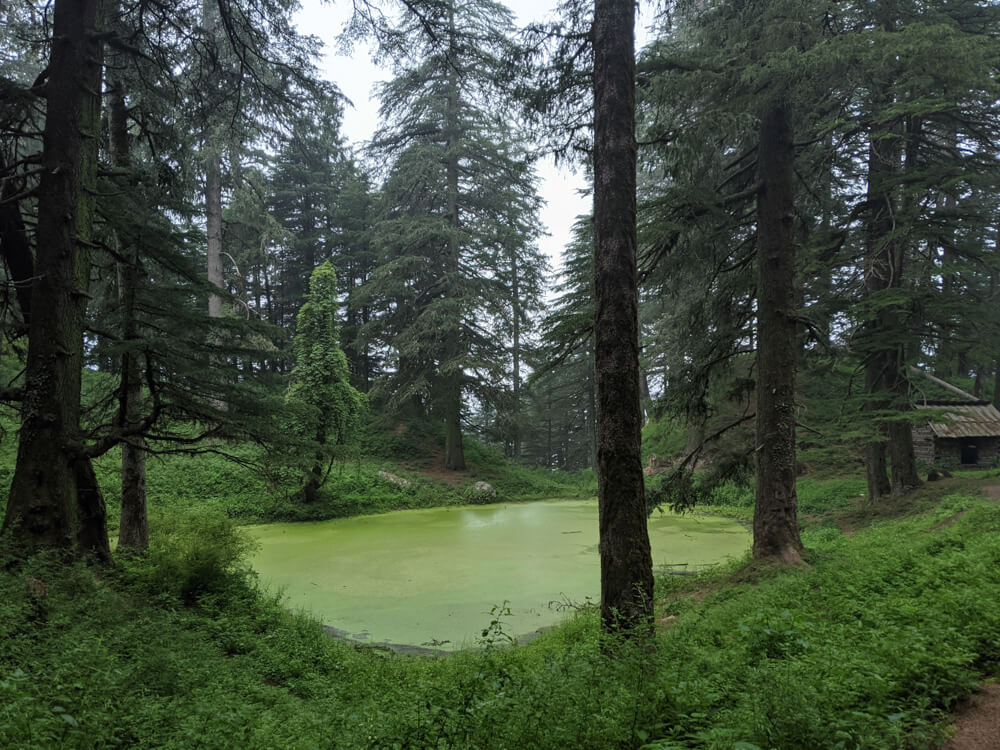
[
  {"x1": 736, "y1": 609, "x2": 810, "y2": 662},
  {"x1": 479, "y1": 601, "x2": 516, "y2": 650}
]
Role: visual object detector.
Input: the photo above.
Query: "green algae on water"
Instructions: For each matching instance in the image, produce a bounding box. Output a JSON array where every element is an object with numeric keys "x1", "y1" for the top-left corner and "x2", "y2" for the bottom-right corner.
[{"x1": 247, "y1": 500, "x2": 749, "y2": 649}]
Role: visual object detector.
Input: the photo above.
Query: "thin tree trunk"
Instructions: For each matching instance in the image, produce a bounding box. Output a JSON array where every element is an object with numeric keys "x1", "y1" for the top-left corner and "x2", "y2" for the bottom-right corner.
[
  {"x1": 861, "y1": 106, "x2": 900, "y2": 500},
  {"x1": 3, "y1": 0, "x2": 111, "y2": 563},
  {"x1": 107, "y1": 35, "x2": 149, "y2": 552},
  {"x1": 752, "y1": 102, "x2": 804, "y2": 564},
  {"x1": 206, "y1": 155, "x2": 224, "y2": 318},
  {"x1": 593, "y1": 0, "x2": 653, "y2": 635},
  {"x1": 587, "y1": 355, "x2": 598, "y2": 470},
  {"x1": 0, "y1": 153, "x2": 34, "y2": 327},
  {"x1": 201, "y1": 0, "x2": 224, "y2": 322},
  {"x1": 511, "y1": 250, "x2": 521, "y2": 459},
  {"x1": 882, "y1": 117, "x2": 922, "y2": 495},
  {"x1": 442, "y1": 4, "x2": 465, "y2": 471}
]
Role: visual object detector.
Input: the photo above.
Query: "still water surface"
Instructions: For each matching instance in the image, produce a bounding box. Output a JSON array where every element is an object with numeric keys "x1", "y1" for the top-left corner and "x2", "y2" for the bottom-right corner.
[{"x1": 247, "y1": 500, "x2": 749, "y2": 649}]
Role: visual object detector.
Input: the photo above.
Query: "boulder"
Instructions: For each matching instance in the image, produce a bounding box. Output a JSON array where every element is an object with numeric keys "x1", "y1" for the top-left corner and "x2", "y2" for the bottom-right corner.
[
  {"x1": 378, "y1": 471, "x2": 411, "y2": 489},
  {"x1": 469, "y1": 481, "x2": 497, "y2": 501}
]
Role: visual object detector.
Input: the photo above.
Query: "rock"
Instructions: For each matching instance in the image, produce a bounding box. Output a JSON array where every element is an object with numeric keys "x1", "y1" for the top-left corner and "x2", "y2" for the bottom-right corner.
[
  {"x1": 469, "y1": 481, "x2": 497, "y2": 501},
  {"x1": 378, "y1": 471, "x2": 411, "y2": 489}
]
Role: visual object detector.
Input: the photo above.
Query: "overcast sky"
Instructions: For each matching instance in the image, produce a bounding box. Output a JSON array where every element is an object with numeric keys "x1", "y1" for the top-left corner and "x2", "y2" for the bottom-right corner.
[{"x1": 292, "y1": 0, "x2": 630, "y2": 273}]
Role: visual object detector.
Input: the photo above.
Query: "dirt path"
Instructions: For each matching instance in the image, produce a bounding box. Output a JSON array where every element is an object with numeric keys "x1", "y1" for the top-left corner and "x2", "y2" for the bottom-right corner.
[
  {"x1": 945, "y1": 682, "x2": 1000, "y2": 750},
  {"x1": 981, "y1": 483, "x2": 1000, "y2": 500}
]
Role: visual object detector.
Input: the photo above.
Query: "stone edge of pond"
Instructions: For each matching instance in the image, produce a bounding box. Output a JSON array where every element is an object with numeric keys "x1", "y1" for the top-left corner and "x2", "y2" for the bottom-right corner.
[{"x1": 322, "y1": 624, "x2": 555, "y2": 657}]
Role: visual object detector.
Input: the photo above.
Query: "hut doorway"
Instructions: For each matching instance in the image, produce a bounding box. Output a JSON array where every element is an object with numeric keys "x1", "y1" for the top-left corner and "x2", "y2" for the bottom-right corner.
[{"x1": 961, "y1": 442, "x2": 979, "y2": 465}]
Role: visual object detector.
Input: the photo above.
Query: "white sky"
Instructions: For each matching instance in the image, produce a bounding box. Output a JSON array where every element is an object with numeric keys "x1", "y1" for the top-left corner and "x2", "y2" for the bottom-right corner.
[{"x1": 292, "y1": 0, "x2": 644, "y2": 271}]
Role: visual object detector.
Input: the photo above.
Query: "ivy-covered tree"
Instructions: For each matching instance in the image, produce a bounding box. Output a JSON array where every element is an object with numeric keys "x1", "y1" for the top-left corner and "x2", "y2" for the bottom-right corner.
[{"x1": 286, "y1": 262, "x2": 366, "y2": 503}]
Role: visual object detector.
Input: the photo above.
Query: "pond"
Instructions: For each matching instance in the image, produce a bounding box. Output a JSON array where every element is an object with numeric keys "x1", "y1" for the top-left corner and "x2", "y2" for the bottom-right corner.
[{"x1": 247, "y1": 499, "x2": 749, "y2": 650}]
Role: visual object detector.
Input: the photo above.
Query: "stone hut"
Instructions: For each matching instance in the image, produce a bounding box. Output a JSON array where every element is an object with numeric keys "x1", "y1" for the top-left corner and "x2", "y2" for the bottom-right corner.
[{"x1": 912, "y1": 401, "x2": 1000, "y2": 468}]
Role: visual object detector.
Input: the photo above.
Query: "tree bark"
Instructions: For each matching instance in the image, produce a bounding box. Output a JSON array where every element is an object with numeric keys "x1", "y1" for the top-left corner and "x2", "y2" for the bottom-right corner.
[
  {"x1": 752, "y1": 102, "x2": 804, "y2": 564},
  {"x1": 3, "y1": 0, "x2": 111, "y2": 562},
  {"x1": 593, "y1": 0, "x2": 653, "y2": 635}
]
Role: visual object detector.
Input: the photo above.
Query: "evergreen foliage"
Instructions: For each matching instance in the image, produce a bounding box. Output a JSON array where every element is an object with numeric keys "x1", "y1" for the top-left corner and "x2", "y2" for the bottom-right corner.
[{"x1": 360, "y1": 0, "x2": 545, "y2": 469}]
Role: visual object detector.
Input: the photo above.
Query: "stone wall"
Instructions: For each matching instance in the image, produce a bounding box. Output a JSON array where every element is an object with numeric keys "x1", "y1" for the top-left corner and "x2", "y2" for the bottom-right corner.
[
  {"x1": 918, "y1": 434, "x2": 1000, "y2": 468},
  {"x1": 975, "y1": 437, "x2": 1000, "y2": 466},
  {"x1": 913, "y1": 426, "x2": 936, "y2": 465}
]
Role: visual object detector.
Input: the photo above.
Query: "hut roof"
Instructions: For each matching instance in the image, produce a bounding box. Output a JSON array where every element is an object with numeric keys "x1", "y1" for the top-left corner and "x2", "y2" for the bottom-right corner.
[{"x1": 924, "y1": 403, "x2": 1000, "y2": 439}]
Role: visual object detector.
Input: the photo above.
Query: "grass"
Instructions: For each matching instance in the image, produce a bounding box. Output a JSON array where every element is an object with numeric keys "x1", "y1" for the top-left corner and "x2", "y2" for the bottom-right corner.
[
  {"x1": 0, "y1": 411, "x2": 595, "y2": 530},
  {"x1": 2, "y1": 476, "x2": 1000, "y2": 748}
]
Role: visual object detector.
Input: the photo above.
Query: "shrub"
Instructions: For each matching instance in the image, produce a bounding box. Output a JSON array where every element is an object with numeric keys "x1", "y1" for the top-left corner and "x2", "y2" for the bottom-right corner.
[{"x1": 122, "y1": 509, "x2": 257, "y2": 603}]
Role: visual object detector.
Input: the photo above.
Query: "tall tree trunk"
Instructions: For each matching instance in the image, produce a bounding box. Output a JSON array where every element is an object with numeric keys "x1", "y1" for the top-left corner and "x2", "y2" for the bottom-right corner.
[
  {"x1": 442, "y1": 4, "x2": 466, "y2": 471},
  {"x1": 108, "y1": 42, "x2": 148, "y2": 552},
  {"x1": 882, "y1": 117, "x2": 922, "y2": 496},
  {"x1": 752, "y1": 102, "x2": 804, "y2": 564},
  {"x1": 887, "y1": 350, "x2": 921, "y2": 495},
  {"x1": 861, "y1": 109, "x2": 900, "y2": 500},
  {"x1": 587, "y1": 353, "x2": 598, "y2": 470},
  {"x1": 3, "y1": 0, "x2": 111, "y2": 563},
  {"x1": 592, "y1": 0, "x2": 653, "y2": 635},
  {"x1": 511, "y1": 250, "x2": 522, "y2": 459},
  {"x1": 202, "y1": 0, "x2": 224, "y2": 321},
  {"x1": 206, "y1": 155, "x2": 224, "y2": 318}
]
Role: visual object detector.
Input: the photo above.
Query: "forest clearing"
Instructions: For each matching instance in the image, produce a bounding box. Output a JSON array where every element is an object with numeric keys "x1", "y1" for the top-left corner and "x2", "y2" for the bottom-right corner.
[{"x1": 3, "y1": 0, "x2": 1000, "y2": 747}]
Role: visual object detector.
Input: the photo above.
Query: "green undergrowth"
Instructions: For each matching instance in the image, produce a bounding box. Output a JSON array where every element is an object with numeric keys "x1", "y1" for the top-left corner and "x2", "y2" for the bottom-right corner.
[
  {"x1": 0, "y1": 411, "x2": 591, "y2": 528},
  {"x1": 3, "y1": 491, "x2": 1000, "y2": 749}
]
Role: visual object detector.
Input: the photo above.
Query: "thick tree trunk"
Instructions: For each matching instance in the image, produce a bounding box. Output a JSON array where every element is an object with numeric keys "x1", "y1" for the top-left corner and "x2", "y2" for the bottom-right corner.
[
  {"x1": 752, "y1": 103, "x2": 804, "y2": 564},
  {"x1": 863, "y1": 353, "x2": 892, "y2": 499},
  {"x1": 887, "y1": 349, "x2": 921, "y2": 495},
  {"x1": 592, "y1": 0, "x2": 654, "y2": 635},
  {"x1": 3, "y1": 0, "x2": 111, "y2": 562},
  {"x1": 863, "y1": 111, "x2": 921, "y2": 499}
]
